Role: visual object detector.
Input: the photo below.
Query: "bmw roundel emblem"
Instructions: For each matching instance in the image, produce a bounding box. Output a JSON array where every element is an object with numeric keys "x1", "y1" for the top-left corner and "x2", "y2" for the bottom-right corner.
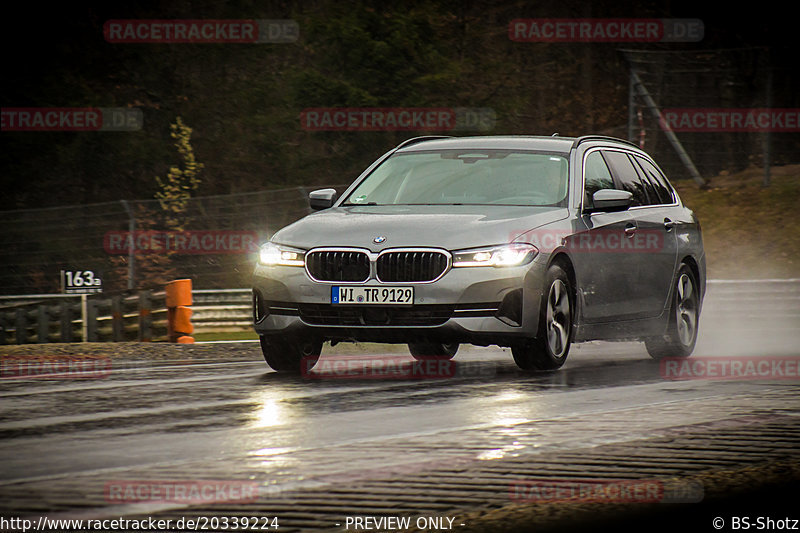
[{"x1": 373, "y1": 236, "x2": 386, "y2": 244}]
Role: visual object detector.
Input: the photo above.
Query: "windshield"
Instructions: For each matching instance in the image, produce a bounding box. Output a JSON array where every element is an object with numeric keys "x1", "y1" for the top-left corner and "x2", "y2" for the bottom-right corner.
[{"x1": 343, "y1": 150, "x2": 569, "y2": 206}]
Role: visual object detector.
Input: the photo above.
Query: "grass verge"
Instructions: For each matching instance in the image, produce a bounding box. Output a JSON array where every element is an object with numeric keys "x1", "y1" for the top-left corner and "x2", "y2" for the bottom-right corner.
[{"x1": 673, "y1": 164, "x2": 799, "y2": 279}]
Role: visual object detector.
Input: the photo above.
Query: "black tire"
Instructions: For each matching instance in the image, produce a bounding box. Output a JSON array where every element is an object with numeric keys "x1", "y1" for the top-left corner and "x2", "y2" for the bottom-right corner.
[
  {"x1": 260, "y1": 334, "x2": 322, "y2": 374},
  {"x1": 512, "y1": 263, "x2": 573, "y2": 371},
  {"x1": 408, "y1": 342, "x2": 459, "y2": 360},
  {"x1": 645, "y1": 263, "x2": 700, "y2": 360}
]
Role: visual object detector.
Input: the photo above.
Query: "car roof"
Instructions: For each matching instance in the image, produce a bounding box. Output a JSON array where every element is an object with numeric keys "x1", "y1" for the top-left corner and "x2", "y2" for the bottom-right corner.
[{"x1": 395, "y1": 135, "x2": 639, "y2": 154}]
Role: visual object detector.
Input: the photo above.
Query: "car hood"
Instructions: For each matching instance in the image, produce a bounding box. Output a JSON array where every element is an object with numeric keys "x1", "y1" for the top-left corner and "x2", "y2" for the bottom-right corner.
[{"x1": 271, "y1": 205, "x2": 569, "y2": 251}]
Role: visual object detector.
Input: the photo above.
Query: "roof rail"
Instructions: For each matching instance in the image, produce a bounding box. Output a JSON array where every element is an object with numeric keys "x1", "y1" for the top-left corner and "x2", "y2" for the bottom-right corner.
[
  {"x1": 395, "y1": 136, "x2": 453, "y2": 150},
  {"x1": 571, "y1": 135, "x2": 639, "y2": 150}
]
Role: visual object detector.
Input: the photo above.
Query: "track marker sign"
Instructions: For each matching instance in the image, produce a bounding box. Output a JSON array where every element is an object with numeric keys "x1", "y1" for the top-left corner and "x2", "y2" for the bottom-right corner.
[{"x1": 61, "y1": 269, "x2": 103, "y2": 294}]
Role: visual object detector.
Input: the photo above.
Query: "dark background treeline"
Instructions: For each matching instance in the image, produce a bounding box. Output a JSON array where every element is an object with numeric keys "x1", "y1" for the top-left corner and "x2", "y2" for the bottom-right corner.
[{"x1": 2, "y1": 0, "x2": 798, "y2": 210}]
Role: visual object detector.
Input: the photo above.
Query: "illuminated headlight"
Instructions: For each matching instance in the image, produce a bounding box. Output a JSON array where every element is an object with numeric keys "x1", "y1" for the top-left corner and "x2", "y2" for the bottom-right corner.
[
  {"x1": 452, "y1": 243, "x2": 538, "y2": 267},
  {"x1": 258, "y1": 243, "x2": 305, "y2": 267}
]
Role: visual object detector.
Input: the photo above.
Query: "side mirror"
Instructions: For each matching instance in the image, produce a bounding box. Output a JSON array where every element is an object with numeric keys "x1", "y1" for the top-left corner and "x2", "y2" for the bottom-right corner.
[
  {"x1": 309, "y1": 188, "x2": 337, "y2": 210},
  {"x1": 586, "y1": 189, "x2": 633, "y2": 213}
]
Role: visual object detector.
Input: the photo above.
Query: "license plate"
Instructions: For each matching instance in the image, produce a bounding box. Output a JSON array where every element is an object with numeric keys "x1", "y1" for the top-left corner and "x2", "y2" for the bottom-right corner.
[{"x1": 332, "y1": 286, "x2": 414, "y2": 305}]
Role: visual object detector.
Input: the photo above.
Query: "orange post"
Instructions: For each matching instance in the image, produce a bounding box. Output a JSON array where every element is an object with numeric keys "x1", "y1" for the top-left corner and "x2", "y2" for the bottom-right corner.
[{"x1": 166, "y1": 279, "x2": 194, "y2": 343}]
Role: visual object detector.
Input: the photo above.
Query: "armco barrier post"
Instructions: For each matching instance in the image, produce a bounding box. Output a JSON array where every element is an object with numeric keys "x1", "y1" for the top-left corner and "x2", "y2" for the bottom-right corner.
[
  {"x1": 37, "y1": 305, "x2": 49, "y2": 343},
  {"x1": 138, "y1": 290, "x2": 152, "y2": 342},
  {"x1": 111, "y1": 295, "x2": 123, "y2": 342},
  {"x1": 15, "y1": 308, "x2": 27, "y2": 344},
  {"x1": 60, "y1": 301, "x2": 73, "y2": 343},
  {"x1": 166, "y1": 279, "x2": 194, "y2": 343}
]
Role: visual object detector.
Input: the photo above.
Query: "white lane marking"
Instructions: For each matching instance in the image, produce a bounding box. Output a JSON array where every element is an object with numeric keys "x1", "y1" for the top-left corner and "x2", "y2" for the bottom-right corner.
[
  {"x1": 0, "y1": 370, "x2": 265, "y2": 399},
  {"x1": 0, "y1": 398, "x2": 263, "y2": 430}
]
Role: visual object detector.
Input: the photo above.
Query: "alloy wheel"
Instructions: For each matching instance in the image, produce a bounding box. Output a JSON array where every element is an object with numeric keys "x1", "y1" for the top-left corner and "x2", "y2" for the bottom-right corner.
[{"x1": 546, "y1": 279, "x2": 570, "y2": 358}]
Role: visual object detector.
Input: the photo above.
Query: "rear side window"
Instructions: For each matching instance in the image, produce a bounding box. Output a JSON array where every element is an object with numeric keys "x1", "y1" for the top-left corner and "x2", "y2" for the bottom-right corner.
[
  {"x1": 628, "y1": 154, "x2": 660, "y2": 206},
  {"x1": 601, "y1": 151, "x2": 647, "y2": 207},
  {"x1": 633, "y1": 155, "x2": 674, "y2": 205},
  {"x1": 583, "y1": 151, "x2": 614, "y2": 208}
]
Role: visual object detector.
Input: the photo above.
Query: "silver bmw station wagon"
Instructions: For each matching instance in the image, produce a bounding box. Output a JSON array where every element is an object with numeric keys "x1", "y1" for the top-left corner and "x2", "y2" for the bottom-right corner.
[{"x1": 253, "y1": 135, "x2": 705, "y2": 373}]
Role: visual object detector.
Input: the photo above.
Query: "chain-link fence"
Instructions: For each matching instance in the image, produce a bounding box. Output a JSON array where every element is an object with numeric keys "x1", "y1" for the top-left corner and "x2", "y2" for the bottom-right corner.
[
  {"x1": 5, "y1": 47, "x2": 799, "y2": 299},
  {"x1": 0, "y1": 185, "x2": 346, "y2": 295},
  {"x1": 622, "y1": 47, "x2": 799, "y2": 185}
]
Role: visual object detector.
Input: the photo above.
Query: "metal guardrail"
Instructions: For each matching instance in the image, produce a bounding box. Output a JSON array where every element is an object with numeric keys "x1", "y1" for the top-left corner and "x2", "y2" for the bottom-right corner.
[
  {"x1": 0, "y1": 291, "x2": 167, "y2": 344},
  {"x1": 1, "y1": 280, "x2": 798, "y2": 344},
  {"x1": 192, "y1": 289, "x2": 252, "y2": 331}
]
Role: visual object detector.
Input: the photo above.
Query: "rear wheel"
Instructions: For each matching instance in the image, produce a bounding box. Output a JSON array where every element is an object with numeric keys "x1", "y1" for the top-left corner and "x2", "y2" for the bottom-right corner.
[
  {"x1": 260, "y1": 334, "x2": 322, "y2": 374},
  {"x1": 408, "y1": 342, "x2": 458, "y2": 360},
  {"x1": 512, "y1": 264, "x2": 572, "y2": 371},
  {"x1": 645, "y1": 263, "x2": 699, "y2": 359}
]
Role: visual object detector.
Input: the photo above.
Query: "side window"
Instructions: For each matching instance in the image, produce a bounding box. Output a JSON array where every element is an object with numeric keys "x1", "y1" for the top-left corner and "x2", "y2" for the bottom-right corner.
[
  {"x1": 633, "y1": 155, "x2": 674, "y2": 205},
  {"x1": 627, "y1": 154, "x2": 659, "y2": 206},
  {"x1": 601, "y1": 151, "x2": 647, "y2": 207},
  {"x1": 583, "y1": 151, "x2": 614, "y2": 208}
]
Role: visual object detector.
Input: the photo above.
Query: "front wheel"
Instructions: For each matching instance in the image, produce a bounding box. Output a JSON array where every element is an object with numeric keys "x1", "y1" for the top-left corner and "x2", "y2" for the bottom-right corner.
[
  {"x1": 512, "y1": 264, "x2": 573, "y2": 371},
  {"x1": 408, "y1": 342, "x2": 459, "y2": 360},
  {"x1": 645, "y1": 263, "x2": 700, "y2": 360},
  {"x1": 260, "y1": 334, "x2": 322, "y2": 374}
]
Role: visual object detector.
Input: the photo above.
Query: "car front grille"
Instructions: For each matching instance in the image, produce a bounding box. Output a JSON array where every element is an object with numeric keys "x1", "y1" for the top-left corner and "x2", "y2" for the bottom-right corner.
[
  {"x1": 298, "y1": 304, "x2": 454, "y2": 327},
  {"x1": 376, "y1": 251, "x2": 449, "y2": 282},
  {"x1": 306, "y1": 250, "x2": 371, "y2": 282},
  {"x1": 305, "y1": 248, "x2": 450, "y2": 283}
]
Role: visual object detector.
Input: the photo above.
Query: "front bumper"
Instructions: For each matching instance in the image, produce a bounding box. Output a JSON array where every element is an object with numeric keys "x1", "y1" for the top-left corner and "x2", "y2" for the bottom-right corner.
[{"x1": 252, "y1": 257, "x2": 548, "y2": 346}]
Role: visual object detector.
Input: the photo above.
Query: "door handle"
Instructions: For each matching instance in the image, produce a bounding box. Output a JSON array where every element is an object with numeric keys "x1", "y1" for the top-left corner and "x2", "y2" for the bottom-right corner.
[
  {"x1": 664, "y1": 218, "x2": 675, "y2": 231},
  {"x1": 624, "y1": 224, "x2": 637, "y2": 238}
]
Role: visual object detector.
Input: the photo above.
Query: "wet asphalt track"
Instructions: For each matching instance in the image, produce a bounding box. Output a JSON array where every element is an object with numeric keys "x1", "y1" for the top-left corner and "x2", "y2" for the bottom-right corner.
[{"x1": 0, "y1": 280, "x2": 798, "y2": 532}]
